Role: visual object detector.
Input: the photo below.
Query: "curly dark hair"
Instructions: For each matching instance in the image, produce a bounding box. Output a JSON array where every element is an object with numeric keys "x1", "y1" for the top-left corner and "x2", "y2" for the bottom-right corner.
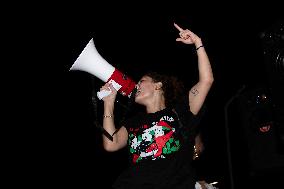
[{"x1": 144, "y1": 71, "x2": 186, "y2": 108}]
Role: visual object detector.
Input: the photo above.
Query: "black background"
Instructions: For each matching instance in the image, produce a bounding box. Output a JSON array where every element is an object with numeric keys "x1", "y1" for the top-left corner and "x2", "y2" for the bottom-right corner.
[{"x1": 12, "y1": 4, "x2": 284, "y2": 189}]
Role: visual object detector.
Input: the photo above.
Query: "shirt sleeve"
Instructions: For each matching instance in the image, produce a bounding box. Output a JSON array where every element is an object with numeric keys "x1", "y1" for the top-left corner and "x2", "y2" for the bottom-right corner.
[{"x1": 173, "y1": 95, "x2": 207, "y2": 141}]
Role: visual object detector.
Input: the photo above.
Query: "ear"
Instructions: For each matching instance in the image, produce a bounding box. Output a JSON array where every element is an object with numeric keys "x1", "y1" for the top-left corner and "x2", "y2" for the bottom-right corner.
[{"x1": 155, "y1": 82, "x2": 163, "y2": 90}]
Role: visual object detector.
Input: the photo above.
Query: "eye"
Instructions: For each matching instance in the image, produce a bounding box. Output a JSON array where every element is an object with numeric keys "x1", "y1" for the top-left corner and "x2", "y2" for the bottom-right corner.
[{"x1": 138, "y1": 79, "x2": 145, "y2": 84}]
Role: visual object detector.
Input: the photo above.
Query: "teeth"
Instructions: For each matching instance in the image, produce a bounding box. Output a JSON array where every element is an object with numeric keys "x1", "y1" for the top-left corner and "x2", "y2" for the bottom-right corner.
[{"x1": 136, "y1": 90, "x2": 141, "y2": 96}]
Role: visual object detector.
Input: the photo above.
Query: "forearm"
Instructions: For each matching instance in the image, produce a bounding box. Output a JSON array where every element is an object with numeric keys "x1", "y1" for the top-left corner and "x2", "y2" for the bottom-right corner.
[
  {"x1": 102, "y1": 102, "x2": 118, "y2": 149},
  {"x1": 195, "y1": 40, "x2": 214, "y2": 83},
  {"x1": 188, "y1": 40, "x2": 214, "y2": 115}
]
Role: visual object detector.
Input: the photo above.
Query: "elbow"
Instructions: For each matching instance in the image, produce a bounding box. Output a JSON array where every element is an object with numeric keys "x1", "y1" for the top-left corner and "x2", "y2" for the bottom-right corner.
[
  {"x1": 208, "y1": 76, "x2": 214, "y2": 85},
  {"x1": 202, "y1": 76, "x2": 214, "y2": 87},
  {"x1": 207, "y1": 73, "x2": 214, "y2": 85},
  {"x1": 207, "y1": 72, "x2": 214, "y2": 84},
  {"x1": 104, "y1": 147, "x2": 117, "y2": 152},
  {"x1": 103, "y1": 142, "x2": 117, "y2": 152},
  {"x1": 200, "y1": 72, "x2": 214, "y2": 85},
  {"x1": 103, "y1": 141, "x2": 122, "y2": 152}
]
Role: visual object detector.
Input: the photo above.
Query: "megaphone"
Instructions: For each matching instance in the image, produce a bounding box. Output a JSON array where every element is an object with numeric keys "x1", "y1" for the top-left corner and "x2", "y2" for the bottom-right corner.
[{"x1": 69, "y1": 38, "x2": 136, "y2": 100}]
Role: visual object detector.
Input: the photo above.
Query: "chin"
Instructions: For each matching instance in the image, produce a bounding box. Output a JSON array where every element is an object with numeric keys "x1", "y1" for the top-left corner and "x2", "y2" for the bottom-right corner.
[
  {"x1": 134, "y1": 96, "x2": 144, "y2": 105},
  {"x1": 134, "y1": 97, "x2": 141, "y2": 104}
]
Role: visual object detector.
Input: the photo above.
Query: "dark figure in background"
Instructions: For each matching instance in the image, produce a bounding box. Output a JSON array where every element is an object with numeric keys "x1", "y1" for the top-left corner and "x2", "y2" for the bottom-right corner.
[
  {"x1": 193, "y1": 133, "x2": 219, "y2": 189},
  {"x1": 99, "y1": 22, "x2": 214, "y2": 189}
]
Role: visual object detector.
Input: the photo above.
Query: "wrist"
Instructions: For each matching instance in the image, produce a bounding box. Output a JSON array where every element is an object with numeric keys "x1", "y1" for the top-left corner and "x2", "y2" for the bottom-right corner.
[
  {"x1": 194, "y1": 38, "x2": 202, "y2": 47},
  {"x1": 103, "y1": 107, "x2": 114, "y2": 116},
  {"x1": 195, "y1": 45, "x2": 204, "y2": 51},
  {"x1": 103, "y1": 115, "x2": 114, "y2": 118}
]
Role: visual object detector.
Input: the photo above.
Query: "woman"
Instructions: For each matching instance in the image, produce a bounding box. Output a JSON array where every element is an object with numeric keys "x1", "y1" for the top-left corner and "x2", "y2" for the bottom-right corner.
[{"x1": 100, "y1": 22, "x2": 214, "y2": 189}]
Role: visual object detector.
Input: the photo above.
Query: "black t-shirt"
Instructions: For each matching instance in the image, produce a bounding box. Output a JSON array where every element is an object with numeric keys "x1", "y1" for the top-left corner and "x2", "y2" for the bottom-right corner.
[{"x1": 113, "y1": 97, "x2": 200, "y2": 189}]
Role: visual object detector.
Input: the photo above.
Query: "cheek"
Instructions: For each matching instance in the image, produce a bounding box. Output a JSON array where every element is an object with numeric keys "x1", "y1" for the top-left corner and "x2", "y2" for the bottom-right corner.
[
  {"x1": 135, "y1": 89, "x2": 150, "y2": 104},
  {"x1": 141, "y1": 87, "x2": 153, "y2": 97}
]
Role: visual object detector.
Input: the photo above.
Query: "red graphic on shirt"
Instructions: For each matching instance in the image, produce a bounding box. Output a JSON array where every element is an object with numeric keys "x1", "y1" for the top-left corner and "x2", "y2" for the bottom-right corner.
[
  {"x1": 145, "y1": 121, "x2": 174, "y2": 157},
  {"x1": 132, "y1": 154, "x2": 140, "y2": 163}
]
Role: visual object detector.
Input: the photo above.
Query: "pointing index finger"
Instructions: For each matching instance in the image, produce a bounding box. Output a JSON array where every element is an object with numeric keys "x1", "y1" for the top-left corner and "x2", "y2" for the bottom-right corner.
[{"x1": 174, "y1": 23, "x2": 183, "y2": 31}]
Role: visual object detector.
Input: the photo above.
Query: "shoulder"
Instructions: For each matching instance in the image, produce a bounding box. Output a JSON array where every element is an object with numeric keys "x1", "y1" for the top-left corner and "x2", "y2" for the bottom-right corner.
[
  {"x1": 173, "y1": 95, "x2": 207, "y2": 125},
  {"x1": 173, "y1": 94, "x2": 190, "y2": 115}
]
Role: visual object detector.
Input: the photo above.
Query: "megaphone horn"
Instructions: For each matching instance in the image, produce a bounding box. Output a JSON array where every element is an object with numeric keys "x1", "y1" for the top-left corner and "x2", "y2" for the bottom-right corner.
[{"x1": 69, "y1": 38, "x2": 136, "y2": 100}]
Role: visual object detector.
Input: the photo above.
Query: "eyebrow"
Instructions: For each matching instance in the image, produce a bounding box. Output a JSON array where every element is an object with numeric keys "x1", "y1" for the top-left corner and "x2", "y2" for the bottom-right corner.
[{"x1": 138, "y1": 79, "x2": 145, "y2": 84}]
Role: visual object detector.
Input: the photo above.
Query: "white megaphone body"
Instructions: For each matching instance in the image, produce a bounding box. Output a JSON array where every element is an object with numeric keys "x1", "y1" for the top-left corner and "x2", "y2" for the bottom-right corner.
[{"x1": 69, "y1": 38, "x2": 136, "y2": 100}]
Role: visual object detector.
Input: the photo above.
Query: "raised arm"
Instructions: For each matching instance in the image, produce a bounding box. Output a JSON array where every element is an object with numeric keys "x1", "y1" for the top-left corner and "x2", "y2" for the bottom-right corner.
[
  {"x1": 100, "y1": 83, "x2": 128, "y2": 151},
  {"x1": 174, "y1": 23, "x2": 214, "y2": 115}
]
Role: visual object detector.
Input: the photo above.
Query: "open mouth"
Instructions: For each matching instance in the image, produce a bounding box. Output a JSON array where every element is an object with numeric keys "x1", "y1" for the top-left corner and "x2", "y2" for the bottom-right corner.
[{"x1": 135, "y1": 90, "x2": 141, "y2": 97}]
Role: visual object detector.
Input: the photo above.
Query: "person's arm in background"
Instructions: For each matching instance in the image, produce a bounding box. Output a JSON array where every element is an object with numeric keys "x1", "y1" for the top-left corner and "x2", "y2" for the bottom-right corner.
[{"x1": 193, "y1": 133, "x2": 205, "y2": 160}]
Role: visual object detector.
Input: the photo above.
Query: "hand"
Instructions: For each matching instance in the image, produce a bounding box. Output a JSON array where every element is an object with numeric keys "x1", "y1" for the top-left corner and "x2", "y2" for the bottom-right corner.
[
  {"x1": 197, "y1": 181, "x2": 208, "y2": 189},
  {"x1": 193, "y1": 134, "x2": 204, "y2": 159},
  {"x1": 100, "y1": 82, "x2": 117, "y2": 102},
  {"x1": 174, "y1": 23, "x2": 202, "y2": 46}
]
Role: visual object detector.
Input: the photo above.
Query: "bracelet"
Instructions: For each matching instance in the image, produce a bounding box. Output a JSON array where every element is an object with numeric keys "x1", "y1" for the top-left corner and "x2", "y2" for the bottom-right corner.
[
  {"x1": 112, "y1": 129, "x2": 119, "y2": 136},
  {"x1": 103, "y1": 115, "x2": 113, "y2": 118},
  {"x1": 196, "y1": 45, "x2": 204, "y2": 51}
]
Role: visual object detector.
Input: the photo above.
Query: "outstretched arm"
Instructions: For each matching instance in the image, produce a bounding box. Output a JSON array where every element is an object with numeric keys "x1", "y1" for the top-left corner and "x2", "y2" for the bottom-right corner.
[{"x1": 174, "y1": 23, "x2": 214, "y2": 115}]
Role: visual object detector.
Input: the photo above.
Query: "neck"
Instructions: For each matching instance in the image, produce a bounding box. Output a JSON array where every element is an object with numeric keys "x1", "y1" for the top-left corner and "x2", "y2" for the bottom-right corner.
[{"x1": 146, "y1": 97, "x2": 166, "y2": 114}]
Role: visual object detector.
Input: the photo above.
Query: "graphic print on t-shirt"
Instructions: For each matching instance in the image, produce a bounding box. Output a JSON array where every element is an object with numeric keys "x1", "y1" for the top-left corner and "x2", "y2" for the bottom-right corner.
[{"x1": 128, "y1": 115, "x2": 181, "y2": 164}]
